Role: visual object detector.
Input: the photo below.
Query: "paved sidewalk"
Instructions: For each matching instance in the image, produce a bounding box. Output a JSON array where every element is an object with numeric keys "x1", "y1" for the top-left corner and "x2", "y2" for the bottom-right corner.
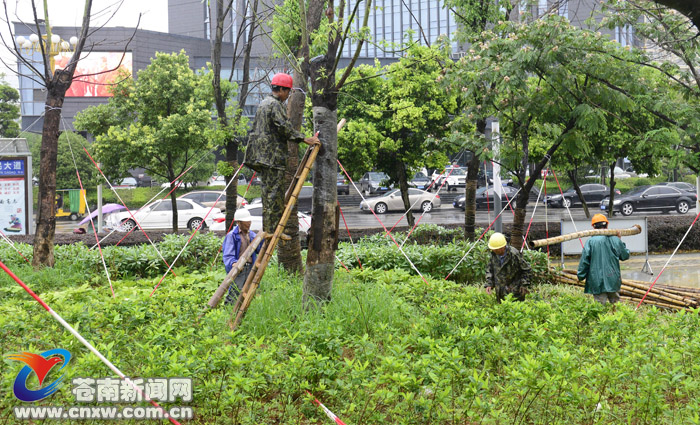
[{"x1": 561, "y1": 252, "x2": 700, "y2": 288}]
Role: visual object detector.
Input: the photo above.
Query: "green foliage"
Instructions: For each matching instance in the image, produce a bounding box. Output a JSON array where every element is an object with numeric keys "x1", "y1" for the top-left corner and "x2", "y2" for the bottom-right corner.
[
  {"x1": 0, "y1": 233, "x2": 222, "y2": 282},
  {"x1": 26, "y1": 132, "x2": 97, "y2": 189},
  {"x1": 3, "y1": 245, "x2": 700, "y2": 423},
  {"x1": 0, "y1": 76, "x2": 19, "y2": 138},
  {"x1": 445, "y1": 16, "x2": 678, "y2": 193},
  {"x1": 338, "y1": 42, "x2": 462, "y2": 183},
  {"x1": 74, "y1": 51, "x2": 217, "y2": 190},
  {"x1": 337, "y1": 228, "x2": 550, "y2": 284}
]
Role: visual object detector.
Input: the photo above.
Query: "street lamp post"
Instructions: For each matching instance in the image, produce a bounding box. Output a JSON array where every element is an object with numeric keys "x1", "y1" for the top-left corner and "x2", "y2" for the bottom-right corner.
[{"x1": 16, "y1": 32, "x2": 78, "y2": 70}]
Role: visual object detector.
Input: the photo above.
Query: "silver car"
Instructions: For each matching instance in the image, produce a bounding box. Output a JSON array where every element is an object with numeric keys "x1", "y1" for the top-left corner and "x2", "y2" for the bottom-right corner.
[{"x1": 360, "y1": 189, "x2": 441, "y2": 214}]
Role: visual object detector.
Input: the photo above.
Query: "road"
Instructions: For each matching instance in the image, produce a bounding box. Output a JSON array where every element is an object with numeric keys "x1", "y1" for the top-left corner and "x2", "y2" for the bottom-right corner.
[
  {"x1": 48, "y1": 203, "x2": 698, "y2": 233},
  {"x1": 338, "y1": 203, "x2": 698, "y2": 230}
]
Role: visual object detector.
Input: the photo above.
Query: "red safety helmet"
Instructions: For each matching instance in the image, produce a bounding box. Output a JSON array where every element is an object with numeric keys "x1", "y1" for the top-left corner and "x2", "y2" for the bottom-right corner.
[{"x1": 270, "y1": 73, "x2": 294, "y2": 89}]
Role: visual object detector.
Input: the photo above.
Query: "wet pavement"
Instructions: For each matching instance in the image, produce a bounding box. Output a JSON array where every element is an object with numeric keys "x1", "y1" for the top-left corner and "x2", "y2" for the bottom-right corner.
[{"x1": 562, "y1": 252, "x2": 700, "y2": 288}]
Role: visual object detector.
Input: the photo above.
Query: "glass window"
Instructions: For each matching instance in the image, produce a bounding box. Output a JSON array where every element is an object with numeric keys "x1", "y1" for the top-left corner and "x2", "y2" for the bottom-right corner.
[
  {"x1": 538, "y1": 0, "x2": 548, "y2": 16},
  {"x1": 249, "y1": 206, "x2": 263, "y2": 216},
  {"x1": 657, "y1": 187, "x2": 679, "y2": 195},
  {"x1": 202, "y1": 193, "x2": 223, "y2": 202},
  {"x1": 177, "y1": 200, "x2": 194, "y2": 210},
  {"x1": 152, "y1": 201, "x2": 172, "y2": 211},
  {"x1": 644, "y1": 187, "x2": 660, "y2": 196},
  {"x1": 183, "y1": 193, "x2": 202, "y2": 202}
]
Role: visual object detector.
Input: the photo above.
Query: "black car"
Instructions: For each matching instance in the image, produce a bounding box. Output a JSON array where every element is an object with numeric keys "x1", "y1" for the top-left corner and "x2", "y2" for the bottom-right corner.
[
  {"x1": 544, "y1": 184, "x2": 619, "y2": 208},
  {"x1": 476, "y1": 186, "x2": 520, "y2": 210},
  {"x1": 658, "y1": 182, "x2": 697, "y2": 192},
  {"x1": 453, "y1": 187, "x2": 488, "y2": 210},
  {"x1": 337, "y1": 173, "x2": 349, "y2": 195},
  {"x1": 358, "y1": 172, "x2": 391, "y2": 195},
  {"x1": 409, "y1": 172, "x2": 431, "y2": 190},
  {"x1": 600, "y1": 185, "x2": 697, "y2": 216}
]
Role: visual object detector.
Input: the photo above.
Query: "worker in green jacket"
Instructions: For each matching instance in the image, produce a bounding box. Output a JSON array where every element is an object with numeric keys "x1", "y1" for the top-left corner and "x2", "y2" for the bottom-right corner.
[{"x1": 577, "y1": 214, "x2": 630, "y2": 304}]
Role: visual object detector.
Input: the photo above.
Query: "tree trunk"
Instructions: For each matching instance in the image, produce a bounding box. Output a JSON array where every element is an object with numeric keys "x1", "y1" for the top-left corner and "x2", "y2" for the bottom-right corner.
[
  {"x1": 32, "y1": 91, "x2": 65, "y2": 268},
  {"x1": 567, "y1": 169, "x2": 590, "y2": 218},
  {"x1": 278, "y1": 69, "x2": 306, "y2": 274},
  {"x1": 303, "y1": 106, "x2": 338, "y2": 309},
  {"x1": 509, "y1": 120, "x2": 572, "y2": 249},
  {"x1": 464, "y1": 119, "x2": 487, "y2": 240},
  {"x1": 397, "y1": 162, "x2": 414, "y2": 228},
  {"x1": 607, "y1": 161, "x2": 617, "y2": 219}
]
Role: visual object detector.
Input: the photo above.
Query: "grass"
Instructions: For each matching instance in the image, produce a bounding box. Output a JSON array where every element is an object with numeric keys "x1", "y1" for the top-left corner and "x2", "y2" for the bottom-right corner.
[{"x1": 3, "y1": 246, "x2": 700, "y2": 424}]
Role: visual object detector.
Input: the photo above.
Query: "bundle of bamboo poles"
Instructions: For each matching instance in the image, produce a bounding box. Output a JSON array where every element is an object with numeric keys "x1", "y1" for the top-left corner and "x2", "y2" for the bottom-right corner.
[
  {"x1": 549, "y1": 268, "x2": 700, "y2": 311},
  {"x1": 529, "y1": 225, "x2": 642, "y2": 249}
]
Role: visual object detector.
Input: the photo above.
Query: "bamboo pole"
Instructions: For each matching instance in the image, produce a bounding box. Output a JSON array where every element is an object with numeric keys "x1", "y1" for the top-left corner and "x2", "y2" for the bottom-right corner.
[
  {"x1": 199, "y1": 232, "x2": 268, "y2": 318},
  {"x1": 547, "y1": 267, "x2": 699, "y2": 310},
  {"x1": 529, "y1": 225, "x2": 642, "y2": 249}
]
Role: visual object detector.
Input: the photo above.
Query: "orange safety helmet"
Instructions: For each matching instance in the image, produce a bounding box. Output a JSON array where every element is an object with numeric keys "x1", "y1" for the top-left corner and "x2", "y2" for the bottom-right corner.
[
  {"x1": 591, "y1": 213, "x2": 608, "y2": 226},
  {"x1": 270, "y1": 73, "x2": 294, "y2": 89}
]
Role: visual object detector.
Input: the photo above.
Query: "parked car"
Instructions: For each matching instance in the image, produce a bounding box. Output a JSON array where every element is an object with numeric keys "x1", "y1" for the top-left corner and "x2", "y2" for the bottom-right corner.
[
  {"x1": 358, "y1": 172, "x2": 391, "y2": 195},
  {"x1": 360, "y1": 188, "x2": 440, "y2": 214},
  {"x1": 441, "y1": 167, "x2": 467, "y2": 191},
  {"x1": 298, "y1": 185, "x2": 313, "y2": 212},
  {"x1": 207, "y1": 175, "x2": 226, "y2": 186},
  {"x1": 475, "y1": 186, "x2": 520, "y2": 210},
  {"x1": 453, "y1": 187, "x2": 488, "y2": 210},
  {"x1": 600, "y1": 185, "x2": 697, "y2": 216},
  {"x1": 209, "y1": 204, "x2": 311, "y2": 234},
  {"x1": 544, "y1": 184, "x2": 620, "y2": 208},
  {"x1": 658, "y1": 181, "x2": 697, "y2": 192},
  {"x1": 337, "y1": 173, "x2": 349, "y2": 195},
  {"x1": 115, "y1": 177, "x2": 137, "y2": 189},
  {"x1": 409, "y1": 172, "x2": 431, "y2": 190},
  {"x1": 178, "y1": 190, "x2": 247, "y2": 212},
  {"x1": 430, "y1": 166, "x2": 465, "y2": 191},
  {"x1": 104, "y1": 199, "x2": 223, "y2": 231}
]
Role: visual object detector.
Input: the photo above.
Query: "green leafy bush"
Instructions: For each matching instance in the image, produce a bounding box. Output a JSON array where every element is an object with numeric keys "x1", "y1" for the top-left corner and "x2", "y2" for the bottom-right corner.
[
  {"x1": 2, "y1": 261, "x2": 700, "y2": 424},
  {"x1": 337, "y1": 232, "x2": 549, "y2": 285}
]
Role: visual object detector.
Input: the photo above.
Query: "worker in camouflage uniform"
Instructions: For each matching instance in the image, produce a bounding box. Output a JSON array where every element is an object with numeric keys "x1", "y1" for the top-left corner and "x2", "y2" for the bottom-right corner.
[
  {"x1": 485, "y1": 232, "x2": 532, "y2": 302},
  {"x1": 244, "y1": 73, "x2": 320, "y2": 233}
]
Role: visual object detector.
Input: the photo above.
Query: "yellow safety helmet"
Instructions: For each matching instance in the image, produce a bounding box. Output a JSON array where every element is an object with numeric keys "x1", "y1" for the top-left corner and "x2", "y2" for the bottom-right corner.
[
  {"x1": 591, "y1": 213, "x2": 608, "y2": 226},
  {"x1": 488, "y1": 232, "x2": 507, "y2": 250}
]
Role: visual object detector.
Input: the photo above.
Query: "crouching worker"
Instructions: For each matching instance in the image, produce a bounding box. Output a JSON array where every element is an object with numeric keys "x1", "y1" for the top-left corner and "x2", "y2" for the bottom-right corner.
[
  {"x1": 577, "y1": 214, "x2": 630, "y2": 305},
  {"x1": 485, "y1": 232, "x2": 532, "y2": 302},
  {"x1": 222, "y1": 209, "x2": 261, "y2": 305}
]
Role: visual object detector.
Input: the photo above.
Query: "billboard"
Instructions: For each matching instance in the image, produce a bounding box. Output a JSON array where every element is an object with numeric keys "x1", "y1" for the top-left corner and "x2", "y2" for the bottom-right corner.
[{"x1": 54, "y1": 52, "x2": 133, "y2": 97}]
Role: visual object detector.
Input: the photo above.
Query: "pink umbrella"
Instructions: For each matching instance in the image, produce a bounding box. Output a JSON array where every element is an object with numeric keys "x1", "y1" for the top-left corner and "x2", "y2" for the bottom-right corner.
[{"x1": 78, "y1": 203, "x2": 126, "y2": 226}]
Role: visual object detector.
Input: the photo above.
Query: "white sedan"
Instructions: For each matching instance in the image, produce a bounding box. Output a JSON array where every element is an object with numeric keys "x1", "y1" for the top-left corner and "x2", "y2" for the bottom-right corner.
[
  {"x1": 105, "y1": 199, "x2": 223, "y2": 232},
  {"x1": 210, "y1": 204, "x2": 311, "y2": 234}
]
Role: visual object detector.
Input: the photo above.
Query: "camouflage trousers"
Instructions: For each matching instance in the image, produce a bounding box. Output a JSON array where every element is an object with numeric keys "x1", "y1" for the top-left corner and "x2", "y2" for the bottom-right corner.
[
  {"x1": 495, "y1": 283, "x2": 529, "y2": 303},
  {"x1": 260, "y1": 167, "x2": 286, "y2": 234}
]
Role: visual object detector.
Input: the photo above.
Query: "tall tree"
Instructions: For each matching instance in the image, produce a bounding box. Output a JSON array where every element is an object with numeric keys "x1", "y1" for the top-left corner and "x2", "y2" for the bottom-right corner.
[
  {"x1": 446, "y1": 17, "x2": 676, "y2": 249},
  {"x1": 338, "y1": 43, "x2": 461, "y2": 227},
  {"x1": 287, "y1": 0, "x2": 373, "y2": 308},
  {"x1": 75, "y1": 51, "x2": 215, "y2": 231},
  {"x1": 602, "y1": 0, "x2": 700, "y2": 173},
  {"x1": 442, "y1": 0, "x2": 514, "y2": 240},
  {"x1": 210, "y1": 0, "x2": 266, "y2": 232},
  {"x1": 270, "y1": 0, "x2": 325, "y2": 274},
  {"x1": 2, "y1": 1, "x2": 95, "y2": 267}
]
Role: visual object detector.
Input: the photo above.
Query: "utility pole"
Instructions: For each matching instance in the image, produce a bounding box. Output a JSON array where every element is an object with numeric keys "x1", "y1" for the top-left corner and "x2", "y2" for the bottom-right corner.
[{"x1": 492, "y1": 120, "x2": 502, "y2": 233}]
